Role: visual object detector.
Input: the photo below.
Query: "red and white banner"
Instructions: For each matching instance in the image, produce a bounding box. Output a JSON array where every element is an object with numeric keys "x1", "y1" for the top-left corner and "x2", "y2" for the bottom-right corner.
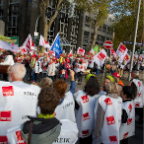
[
  {"x1": 39, "y1": 35, "x2": 51, "y2": 49},
  {"x1": 110, "y1": 48, "x2": 116, "y2": 57},
  {"x1": 116, "y1": 43, "x2": 128, "y2": 58},
  {"x1": 94, "y1": 49, "x2": 107, "y2": 66},
  {"x1": 77, "y1": 47, "x2": 85, "y2": 56},
  {"x1": 22, "y1": 34, "x2": 34, "y2": 51}
]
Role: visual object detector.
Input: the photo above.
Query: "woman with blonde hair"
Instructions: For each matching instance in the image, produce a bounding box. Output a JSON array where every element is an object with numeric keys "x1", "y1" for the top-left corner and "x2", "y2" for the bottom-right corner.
[{"x1": 94, "y1": 82, "x2": 122, "y2": 144}]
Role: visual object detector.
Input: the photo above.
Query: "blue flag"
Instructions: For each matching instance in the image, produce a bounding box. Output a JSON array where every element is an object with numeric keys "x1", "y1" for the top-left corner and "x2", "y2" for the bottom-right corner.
[{"x1": 51, "y1": 33, "x2": 63, "y2": 58}]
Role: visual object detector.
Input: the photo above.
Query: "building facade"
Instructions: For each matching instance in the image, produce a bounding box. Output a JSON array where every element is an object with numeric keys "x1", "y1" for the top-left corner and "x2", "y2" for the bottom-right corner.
[
  {"x1": 0, "y1": 0, "x2": 113, "y2": 52},
  {"x1": 81, "y1": 13, "x2": 114, "y2": 51}
]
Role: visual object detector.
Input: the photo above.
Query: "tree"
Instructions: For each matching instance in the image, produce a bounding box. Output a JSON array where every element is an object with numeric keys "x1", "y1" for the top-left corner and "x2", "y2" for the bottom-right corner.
[
  {"x1": 39, "y1": 0, "x2": 70, "y2": 41},
  {"x1": 76, "y1": 0, "x2": 111, "y2": 49},
  {"x1": 110, "y1": 0, "x2": 143, "y2": 50}
]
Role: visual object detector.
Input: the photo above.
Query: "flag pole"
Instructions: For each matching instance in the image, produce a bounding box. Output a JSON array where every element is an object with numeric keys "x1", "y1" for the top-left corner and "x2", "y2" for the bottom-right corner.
[{"x1": 128, "y1": 0, "x2": 141, "y2": 81}]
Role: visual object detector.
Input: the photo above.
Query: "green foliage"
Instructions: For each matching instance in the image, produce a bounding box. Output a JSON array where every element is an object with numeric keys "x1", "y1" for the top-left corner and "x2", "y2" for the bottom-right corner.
[{"x1": 111, "y1": 0, "x2": 143, "y2": 50}]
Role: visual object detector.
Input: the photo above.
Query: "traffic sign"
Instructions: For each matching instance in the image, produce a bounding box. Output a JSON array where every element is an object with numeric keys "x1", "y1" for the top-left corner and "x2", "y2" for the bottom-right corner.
[{"x1": 103, "y1": 40, "x2": 113, "y2": 49}]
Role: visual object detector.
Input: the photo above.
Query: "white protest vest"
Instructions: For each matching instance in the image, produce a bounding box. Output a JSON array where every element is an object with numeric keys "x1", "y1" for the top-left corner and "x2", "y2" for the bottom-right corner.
[
  {"x1": 74, "y1": 90, "x2": 100, "y2": 138},
  {"x1": 119, "y1": 101, "x2": 135, "y2": 140},
  {"x1": 7, "y1": 119, "x2": 78, "y2": 144},
  {"x1": 98, "y1": 95, "x2": 122, "y2": 144},
  {"x1": 74, "y1": 63, "x2": 80, "y2": 73},
  {"x1": 88, "y1": 60, "x2": 94, "y2": 68},
  {"x1": 53, "y1": 119, "x2": 78, "y2": 144},
  {"x1": 34, "y1": 60, "x2": 43, "y2": 73},
  {"x1": 132, "y1": 79, "x2": 144, "y2": 108},
  {"x1": 55, "y1": 91, "x2": 76, "y2": 122},
  {"x1": 0, "y1": 81, "x2": 40, "y2": 143}
]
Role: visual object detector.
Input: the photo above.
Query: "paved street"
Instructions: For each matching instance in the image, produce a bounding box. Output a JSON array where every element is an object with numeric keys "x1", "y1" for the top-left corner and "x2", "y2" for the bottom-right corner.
[{"x1": 66, "y1": 72, "x2": 144, "y2": 144}]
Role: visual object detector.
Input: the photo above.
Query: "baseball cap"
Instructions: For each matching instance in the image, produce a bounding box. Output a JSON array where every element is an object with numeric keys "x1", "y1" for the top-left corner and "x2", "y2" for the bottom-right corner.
[
  {"x1": 112, "y1": 72, "x2": 120, "y2": 78},
  {"x1": 86, "y1": 74, "x2": 96, "y2": 83}
]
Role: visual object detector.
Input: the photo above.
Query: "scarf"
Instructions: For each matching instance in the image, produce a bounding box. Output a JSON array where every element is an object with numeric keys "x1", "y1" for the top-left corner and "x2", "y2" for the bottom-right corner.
[{"x1": 37, "y1": 113, "x2": 55, "y2": 119}]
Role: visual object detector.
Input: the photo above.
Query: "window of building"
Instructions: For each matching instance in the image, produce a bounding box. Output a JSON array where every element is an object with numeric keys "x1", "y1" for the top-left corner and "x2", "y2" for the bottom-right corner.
[
  {"x1": 101, "y1": 36, "x2": 105, "y2": 42},
  {"x1": 9, "y1": 0, "x2": 21, "y2": 4},
  {"x1": 98, "y1": 26, "x2": 101, "y2": 31},
  {"x1": 0, "y1": 0, "x2": 4, "y2": 6},
  {"x1": 0, "y1": 8, "x2": 3, "y2": 20},
  {"x1": 83, "y1": 31, "x2": 89, "y2": 44},
  {"x1": 103, "y1": 24, "x2": 106, "y2": 32},
  {"x1": 85, "y1": 16, "x2": 90, "y2": 27}
]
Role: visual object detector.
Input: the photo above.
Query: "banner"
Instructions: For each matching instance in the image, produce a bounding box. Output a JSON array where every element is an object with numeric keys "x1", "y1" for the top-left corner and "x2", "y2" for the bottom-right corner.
[
  {"x1": 0, "y1": 35, "x2": 19, "y2": 46},
  {"x1": 94, "y1": 49, "x2": 107, "y2": 66},
  {"x1": 0, "y1": 40, "x2": 18, "y2": 52},
  {"x1": 51, "y1": 33, "x2": 63, "y2": 58}
]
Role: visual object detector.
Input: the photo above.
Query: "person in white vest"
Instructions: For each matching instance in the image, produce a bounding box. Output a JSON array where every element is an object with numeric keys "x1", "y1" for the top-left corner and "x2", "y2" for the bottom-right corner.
[
  {"x1": 47, "y1": 58, "x2": 55, "y2": 82},
  {"x1": 7, "y1": 87, "x2": 79, "y2": 144},
  {"x1": 119, "y1": 86, "x2": 135, "y2": 144},
  {"x1": 0, "y1": 63, "x2": 40, "y2": 144},
  {"x1": 94, "y1": 82, "x2": 122, "y2": 144},
  {"x1": 130, "y1": 79, "x2": 144, "y2": 124},
  {"x1": 54, "y1": 70, "x2": 76, "y2": 122},
  {"x1": 74, "y1": 74, "x2": 100, "y2": 144}
]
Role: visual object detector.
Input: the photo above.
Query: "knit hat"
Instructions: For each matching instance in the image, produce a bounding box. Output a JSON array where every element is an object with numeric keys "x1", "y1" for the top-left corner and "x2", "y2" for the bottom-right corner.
[
  {"x1": 105, "y1": 75, "x2": 115, "y2": 82},
  {"x1": 86, "y1": 74, "x2": 96, "y2": 83}
]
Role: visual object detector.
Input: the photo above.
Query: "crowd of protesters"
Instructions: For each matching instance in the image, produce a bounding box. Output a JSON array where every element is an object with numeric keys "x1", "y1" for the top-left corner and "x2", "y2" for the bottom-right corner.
[{"x1": 0, "y1": 49, "x2": 143, "y2": 144}]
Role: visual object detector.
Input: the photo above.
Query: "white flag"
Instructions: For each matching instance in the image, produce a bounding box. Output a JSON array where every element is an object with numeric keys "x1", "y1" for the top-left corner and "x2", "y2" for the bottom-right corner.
[
  {"x1": 39, "y1": 35, "x2": 51, "y2": 49},
  {"x1": 116, "y1": 43, "x2": 128, "y2": 58},
  {"x1": 22, "y1": 34, "x2": 34, "y2": 51},
  {"x1": 94, "y1": 49, "x2": 107, "y2": 66},
  {"x1": 77, "y1": 47, "x2": 85, "y2": 56},
  {"x1": 19, "y1": 46, "x2": 27, "y2": 54}
]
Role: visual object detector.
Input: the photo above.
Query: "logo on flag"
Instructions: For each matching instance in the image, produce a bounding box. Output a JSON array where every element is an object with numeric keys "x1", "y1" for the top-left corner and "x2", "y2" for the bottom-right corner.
[
  {"x1": 0, "y1": 111, "x2": 11, "y2": 121},
  {"x1": 15, "y1": 131, "x2": 26, "y2": 144},
  {"x1": 51, "y1": 33, "x2": 63, "y2": 58},
  {"x1": 2, "y1": 86, "x2": 14, "y2": 97},
  {"x1": 104, "y1": 98, "x2": 113, "y2": 105},
  {"x1": 119, "y1": 44, "x2": 127, "y2": 53},
  {"x1": 124, "y1": 54, "x2": 129, "y2": 61},
  {"x1": 106, "y1": 116, "x2": 115, "y2": 125},
  {"x1": 77, "y1": 47, "x2": 85, "y2": 56},
  {"x1": 123, "y1": 132, "x2": 129, "y2": 139},
  {"x1": 97, "y1": 52, "x2": 106, "y2": 61},
  {"x1": 110, "y1": 48, "x2": 116, "y2": 57},
  {"x1": 109, "y1": 136, "x2": 117, "y2": 142},
  {"x1": 81, "y1": 95, "x2": 89, "y2": 103},
  {"x1": 83, "y1": 112, "x2": 90, "y2": 121},
  {"x1": 82, "y1": 130, "x2": 89, "y2": 137}
]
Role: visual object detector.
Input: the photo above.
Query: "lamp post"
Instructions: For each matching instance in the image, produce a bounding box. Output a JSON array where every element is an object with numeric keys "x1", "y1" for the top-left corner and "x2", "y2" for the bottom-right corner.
[{"x1": 128, "y1": 0, "x2": 141, "y2": 81}]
